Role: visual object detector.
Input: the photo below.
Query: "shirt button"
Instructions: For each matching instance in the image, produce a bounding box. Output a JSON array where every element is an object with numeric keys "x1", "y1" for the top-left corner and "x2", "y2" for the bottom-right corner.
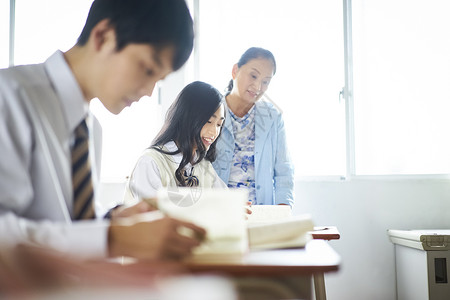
[{"x1": 256, "y1": 185, "x2": 261, "y2": 190}]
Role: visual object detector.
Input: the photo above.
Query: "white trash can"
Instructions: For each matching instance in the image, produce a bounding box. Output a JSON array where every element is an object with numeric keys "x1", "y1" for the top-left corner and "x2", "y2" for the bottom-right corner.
[{"x1": 388, "y1": 230, "x2": 450, "y2": 300}]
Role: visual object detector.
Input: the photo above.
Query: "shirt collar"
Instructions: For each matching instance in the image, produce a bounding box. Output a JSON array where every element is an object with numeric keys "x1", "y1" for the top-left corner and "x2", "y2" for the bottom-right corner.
[
  {"x1": 227, "y1": 102, "x2": 256, "y2": 123},
  {"x1": 44, "y1": 50, "x2": 88, "y2": 132},
  {"x1": 165, "y1": 141, "x2": 183, "y2": 165},
  {"x1": 164, "y1": 141, "x2": 194, "y2": 169}
]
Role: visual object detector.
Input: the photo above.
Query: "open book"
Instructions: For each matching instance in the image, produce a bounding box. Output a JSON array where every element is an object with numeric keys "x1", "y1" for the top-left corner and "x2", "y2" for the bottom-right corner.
[
  {"x1": 247, "y1": 205, "x2": 314, "y2": 250},
  {"x1": 156, "y1": 187, "x2": 249, "y2": 257},
  {"x1": 156, "y1": 189, "x2": 313, "y2": 256}
]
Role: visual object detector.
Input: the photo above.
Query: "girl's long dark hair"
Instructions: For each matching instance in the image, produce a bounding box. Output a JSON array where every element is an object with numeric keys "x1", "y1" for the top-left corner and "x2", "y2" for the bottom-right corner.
[
  {"x1": 151, "y1": 81, "x2": 224, "y2": 186},
  {"x1": 225, "y1": 47, "x2": 277, "y2": 94}
]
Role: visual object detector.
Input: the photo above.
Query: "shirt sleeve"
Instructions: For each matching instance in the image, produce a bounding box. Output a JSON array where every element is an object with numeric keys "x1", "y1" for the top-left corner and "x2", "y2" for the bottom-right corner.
[
  {"x1": 128, "y1": 154, "x2": 163, "y2": 199},
  {"x1": 273, "y1": 114, "x2": 295, "y2": 207},
  {"x1": 0, "y1": 212, "x2": 109, "y2": 259},
  {"x1": 0, "y1": 74, "x2": 109, "y2": 259},
  {"x1": 213, "y1": 171, "x2": 228, "y2": 188}
]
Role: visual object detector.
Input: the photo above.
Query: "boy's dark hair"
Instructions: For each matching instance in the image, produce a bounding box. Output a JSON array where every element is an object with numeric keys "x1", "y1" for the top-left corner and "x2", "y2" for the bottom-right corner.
[
  {"x1": 77, "y1": 0, "x2": 193, "y2": 71},
  {"x1": 152, "y1": 81, "x2": 224, "y2": 186},
  {"x1": 225, "y1": 47, "x2": 276, "y2": 93}
]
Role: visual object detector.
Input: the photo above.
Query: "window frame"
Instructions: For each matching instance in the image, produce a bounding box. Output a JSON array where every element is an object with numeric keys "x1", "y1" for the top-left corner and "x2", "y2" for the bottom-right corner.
[{"x1": 6, "y1": 0, "x2": 450, "y2": 181}]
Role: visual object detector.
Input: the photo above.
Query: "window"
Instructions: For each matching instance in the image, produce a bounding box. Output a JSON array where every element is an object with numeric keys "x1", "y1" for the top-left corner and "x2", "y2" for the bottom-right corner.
[
  {"x1": 10, "y1": 0, "x2": 164, "y2": 181},
  {"x1": 7, "y1": 0, "x2": 450, "y2": 179},
  {"x1": 197, "y1": 0, "x2": 346, "y2": 177},
  {"x1": 0, "y1": 0, "x2": 9, "y2": 68},
  {"x1": 352, "y1": 0, "x2": 450, "y2": 175},
  {"x1": 14, "y1": 0, "x2": 93, "y2": 65},
  {"x1": 90, "y1": 95, "x2": 163, "y2": 181}
]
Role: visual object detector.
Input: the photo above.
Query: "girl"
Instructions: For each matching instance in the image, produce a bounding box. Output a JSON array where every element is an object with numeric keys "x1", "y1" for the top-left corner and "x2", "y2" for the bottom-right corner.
[
  {"x1": 125, "y1": 81, "x2": 227, "y2": 201},
  {"x1": 212, "y1": 47, "x2": 294, "y2": 206}
]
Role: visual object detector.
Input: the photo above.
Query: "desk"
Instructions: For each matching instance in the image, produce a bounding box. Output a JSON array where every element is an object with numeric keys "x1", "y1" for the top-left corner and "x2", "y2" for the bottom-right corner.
[
  {"x1": 309, "y1": 226, "x2": 341, "y2": 300},
  {"x1": 184, "y1": 240, "x2": 340, "y2": 300},
  {"x1": 311, "y1": 226, "x2": 341, "y2": 241}
]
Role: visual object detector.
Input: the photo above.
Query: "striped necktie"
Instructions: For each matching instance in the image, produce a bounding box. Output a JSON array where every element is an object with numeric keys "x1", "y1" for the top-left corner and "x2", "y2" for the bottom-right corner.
[{"x1": 71, "y1": 119, "x2": 95, "y2": 220}]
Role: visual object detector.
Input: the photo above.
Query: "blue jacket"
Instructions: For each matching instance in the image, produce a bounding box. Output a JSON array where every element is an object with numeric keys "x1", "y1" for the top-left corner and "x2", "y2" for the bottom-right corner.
[{"x1": 212, "y1": 100, "x2": 294, "y2": 206}]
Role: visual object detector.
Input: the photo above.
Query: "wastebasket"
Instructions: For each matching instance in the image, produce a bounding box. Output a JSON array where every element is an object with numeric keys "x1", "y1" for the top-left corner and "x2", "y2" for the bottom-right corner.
[{"x1": 388, "y1": 229, "x2": 450, "y2": 300}]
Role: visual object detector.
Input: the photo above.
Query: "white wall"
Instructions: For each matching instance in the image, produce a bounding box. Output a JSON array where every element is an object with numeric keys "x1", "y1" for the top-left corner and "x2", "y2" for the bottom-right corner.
[
  {"x1": 98, "y1": 179, "x2": 450, "y2": 299},
  {"x1": 99, "y1": 178, "x2": 450, "y2": 299},
  {"x1": 293, "y1": 179, "x2": 450, "y2": 300}
]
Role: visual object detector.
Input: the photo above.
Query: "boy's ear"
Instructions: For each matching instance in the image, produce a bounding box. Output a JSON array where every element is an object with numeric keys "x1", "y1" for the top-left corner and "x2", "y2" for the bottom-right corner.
[
  {"x1": 90, "y1": 19, "x2": 117, "y2": 52},
  {"x1": 231, "y1": 64, "x2": 239, "y2": 80}
]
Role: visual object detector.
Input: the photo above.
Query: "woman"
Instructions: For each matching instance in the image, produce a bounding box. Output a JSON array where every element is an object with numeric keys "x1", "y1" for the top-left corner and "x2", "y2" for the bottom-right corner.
[
  {"x1": 125, "y1": 81, "x2": 227, "y2": 202},
  {"x1": 212, "y1": 47, "x2": 294, "y2": 206}
]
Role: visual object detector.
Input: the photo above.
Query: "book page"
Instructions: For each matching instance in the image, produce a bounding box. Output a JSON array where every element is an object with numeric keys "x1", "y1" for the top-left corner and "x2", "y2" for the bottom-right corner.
[
  {"x1": 247, "y1": 205, "x2": 293, "y2": 224},
  {"x1": 157, "y1": 187, "x2": 249, "y2": 256},
  {"x1": 248, "y1": 214, "x2": 314, "y2": 249},
  {"x1": 246, "y1": 205, "x2": 314, "y2": 249}
]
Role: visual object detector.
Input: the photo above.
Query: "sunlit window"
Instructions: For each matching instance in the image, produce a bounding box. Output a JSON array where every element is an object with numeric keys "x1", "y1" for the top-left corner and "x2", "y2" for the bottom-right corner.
[
  {"x1": 12, "y1": 0, "x2": 163, "y2": 181},
  {"x1": 352, "y1": 0, "x2": 450, "y2": 175},
  {"x1": 197, "y1": 0, "x2": 346, "y2": 177},
  {"x1": 90, "y1": 95, "x2": 162, "y2": 181},
  {"x1": 0, "y1": 0, "x2": 9, "y2": 68},
  {"x1": 8, "y1": 0, "x2": 450, "y2": 179},
  {"x1": 14, "y1": 0, "x2": 93, "y2": 65}
]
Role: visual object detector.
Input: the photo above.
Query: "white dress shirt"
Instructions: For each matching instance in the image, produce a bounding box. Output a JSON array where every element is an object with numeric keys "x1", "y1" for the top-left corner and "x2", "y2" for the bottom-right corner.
[
  {"x1": 126, "y1": 141, "x2": 227, "y2": 201},
  {"x1": 0, "y1": 51, "x2": 108, "y2": 258}
]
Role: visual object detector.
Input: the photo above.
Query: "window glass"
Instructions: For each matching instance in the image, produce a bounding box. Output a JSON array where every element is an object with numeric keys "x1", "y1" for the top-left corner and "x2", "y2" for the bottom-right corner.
[
  {"x1": 0, "y1": 0, "x2": 9, "y2": 68},
  {"x1": 14, "y1": 0, "x2": 93, "y2": 65},
  {"x1": 13, "y1": 0, "x2": 163, "y2": 181},
  {"x1": 198, "y1": 0, "x2": 346, "y2": 176},
  {"x1": 90, "y1": 95, "x2": 162, "y2": 181},
  {"x1": 352, "y1": 0, "x2": 450, "y2": 175}
]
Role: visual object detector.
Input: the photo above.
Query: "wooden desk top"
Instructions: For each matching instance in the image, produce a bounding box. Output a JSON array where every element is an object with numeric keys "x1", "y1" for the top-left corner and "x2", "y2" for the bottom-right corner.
[
  {"x1": 310, "y1": 226, "x2": 341, "y2": 240},
  {"x1": 184, "y1": 240, "x2": 340, "y2": 277}
]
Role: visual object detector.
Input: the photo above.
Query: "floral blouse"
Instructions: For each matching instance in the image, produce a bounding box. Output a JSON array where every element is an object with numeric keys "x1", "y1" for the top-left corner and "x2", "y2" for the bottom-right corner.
[{"x1": 227, "y1": 105, "x2": 256, "y2": 204}]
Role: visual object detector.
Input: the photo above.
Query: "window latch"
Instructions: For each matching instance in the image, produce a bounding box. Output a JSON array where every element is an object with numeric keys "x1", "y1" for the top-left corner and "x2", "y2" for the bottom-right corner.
[{"x1": 339, "y1": 87, "x2": 345, "y2": 103}]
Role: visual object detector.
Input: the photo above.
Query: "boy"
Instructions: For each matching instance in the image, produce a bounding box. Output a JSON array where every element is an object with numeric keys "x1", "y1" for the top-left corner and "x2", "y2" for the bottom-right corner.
[{"x1": 0, "y1": 0, "x2": 205, "y2": 260}]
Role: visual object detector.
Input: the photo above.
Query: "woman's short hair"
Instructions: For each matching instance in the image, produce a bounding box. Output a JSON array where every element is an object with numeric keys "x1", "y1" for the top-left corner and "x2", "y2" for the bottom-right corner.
[{"x1": 226, "y1": 47, "x2": 276, "y2": 93}]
